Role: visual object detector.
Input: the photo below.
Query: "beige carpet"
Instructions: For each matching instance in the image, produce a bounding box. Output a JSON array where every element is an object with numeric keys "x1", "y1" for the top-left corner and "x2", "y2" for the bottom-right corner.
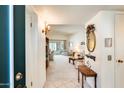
[{"x1": 44, "y1": 55, "x2": 85, "y2": 88}]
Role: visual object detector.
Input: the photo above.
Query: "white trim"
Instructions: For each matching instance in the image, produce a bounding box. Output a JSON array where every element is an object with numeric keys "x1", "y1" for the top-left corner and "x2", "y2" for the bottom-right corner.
[
  {"x1": 114, "y1": 13, "x2": 124, "y2": 88},
  {"x1": 9, "y1": 5, "x2": 14, "y2": 88}
]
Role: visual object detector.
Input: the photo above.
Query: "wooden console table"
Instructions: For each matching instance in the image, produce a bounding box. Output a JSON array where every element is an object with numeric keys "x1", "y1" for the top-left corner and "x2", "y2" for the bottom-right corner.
[
  {"x1": 69, "y1": 57, "x2": 75, "y2": 65},
  {"x1": 69, "y1": 57, "x2": 84, "y2": 65},
  {"x1": 78, "y1": 65, "x2": 97, "y2": 88}
]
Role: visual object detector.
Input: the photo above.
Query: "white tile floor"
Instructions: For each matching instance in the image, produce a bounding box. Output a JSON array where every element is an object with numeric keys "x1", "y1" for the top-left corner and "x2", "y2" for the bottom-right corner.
[{"x1": 44, "y1": 55, "x2": 89, "y2": 88}]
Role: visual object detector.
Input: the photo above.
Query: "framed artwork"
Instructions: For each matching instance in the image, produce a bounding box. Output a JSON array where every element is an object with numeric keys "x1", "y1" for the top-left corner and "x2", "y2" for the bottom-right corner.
[
  {"x1": 105, "y1": 38, "x2": 112, "y2": 47},
  {"x1": 81, "y1": 42, "x2": 85, "y2": 45}
]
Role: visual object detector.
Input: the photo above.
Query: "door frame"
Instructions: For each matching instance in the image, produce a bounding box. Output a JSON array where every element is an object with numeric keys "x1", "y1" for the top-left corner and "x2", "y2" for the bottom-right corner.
[{"x1": 114, "y1": 13, "x2": 124, "y2": 88}]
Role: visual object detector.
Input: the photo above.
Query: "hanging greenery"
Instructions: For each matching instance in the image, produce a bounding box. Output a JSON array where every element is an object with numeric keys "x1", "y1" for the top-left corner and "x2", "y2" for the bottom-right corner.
[{"x1": 86, "y1": 24, "x2": 95, "y2": 34}]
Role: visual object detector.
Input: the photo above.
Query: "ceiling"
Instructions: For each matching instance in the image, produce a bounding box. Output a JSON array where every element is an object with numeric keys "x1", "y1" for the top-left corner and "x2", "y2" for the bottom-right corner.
[
  {"x1": 48, "y1": 24, "x2": 83, "y2": 35},
  {"x1": 31, "y1": 5, "x2": 124, "y2": 35},
  {"x1": 32, "y1": 5, "x2": 124, "y2": 25}
]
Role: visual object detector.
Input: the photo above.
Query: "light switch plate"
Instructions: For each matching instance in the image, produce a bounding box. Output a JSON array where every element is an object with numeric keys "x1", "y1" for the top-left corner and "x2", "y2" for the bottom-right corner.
[{"x1": 108, "y1": 55, "x2": 112, "y2": 61}]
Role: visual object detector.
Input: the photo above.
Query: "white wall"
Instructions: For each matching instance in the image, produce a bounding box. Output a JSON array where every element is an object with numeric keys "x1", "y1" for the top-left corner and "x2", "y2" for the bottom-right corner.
[
  {"x1": 69, "y1": 31, "x2": 85, "y2": 53},
  {"x1": 48, "y1": 33, "x2": 69, "y2": 40},
  {"x1": 26, "y1": 6, "x2": 46, "y2": 88},
  {"x1": 37, "y1": 14, "x2": 46, "y2": 88},
  {"x1": 85, "y1": 11, "x2": 120, "y2": 88}
]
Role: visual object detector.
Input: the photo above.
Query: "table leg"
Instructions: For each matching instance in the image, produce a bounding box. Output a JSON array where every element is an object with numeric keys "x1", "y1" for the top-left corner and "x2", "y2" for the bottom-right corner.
[
  {"x1": 82, "y1": 74, "x2": 84, "y2": 88},
  {"x1": 78, "y1": 68, "x2": 80, "y2": 82},
  {"x1": 85, "y1": 76, "x2": 86, "y2": 80},
  {"x1": 73, "y1": 59, "x2": 75, "y2": 65},
  {"x1": 69, "y1": 58, "x2": 70, "y2": 63},
  {"x1": 95, "y1": 76, "x2": 97, "y2": 88}
]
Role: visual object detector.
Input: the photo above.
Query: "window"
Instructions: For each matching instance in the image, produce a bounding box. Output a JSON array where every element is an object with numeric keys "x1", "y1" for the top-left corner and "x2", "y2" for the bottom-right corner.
[
  {"x1": 49, "y1": 40, "x2": 66, "y2": 55},
  {"x1": 49, "y1": 42, "x2": 57, "y2": 51}
]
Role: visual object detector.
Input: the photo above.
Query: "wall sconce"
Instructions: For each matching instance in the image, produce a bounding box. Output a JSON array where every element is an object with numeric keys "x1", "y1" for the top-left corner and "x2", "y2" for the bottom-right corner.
[{"x1": 42, "y1": 21, "x2": 50, "y2": 35}]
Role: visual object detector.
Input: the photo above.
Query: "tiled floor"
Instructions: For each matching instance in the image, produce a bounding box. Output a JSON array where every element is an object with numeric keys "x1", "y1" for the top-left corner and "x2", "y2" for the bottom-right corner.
[{"x1": 44, "y1": 55, "x2": 84, "y2": 88}]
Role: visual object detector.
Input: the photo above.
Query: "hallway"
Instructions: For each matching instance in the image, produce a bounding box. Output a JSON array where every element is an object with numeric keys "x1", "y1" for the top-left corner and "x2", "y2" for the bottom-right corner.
[
  {"x1": 44, "y1": 55, "x2": 81, "y2": 88},
  {"x1": 1, "y1": 5, "x2": 124, "y2": 89}
]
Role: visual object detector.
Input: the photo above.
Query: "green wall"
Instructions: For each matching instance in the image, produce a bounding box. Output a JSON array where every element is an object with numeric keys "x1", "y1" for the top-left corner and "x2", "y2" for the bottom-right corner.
[
  {"x1": 0, "y1": 5, "x2": 26, "y2": 88},
  {"x1": 0, "y1": 5, "x2": 10, "y2": 88}
]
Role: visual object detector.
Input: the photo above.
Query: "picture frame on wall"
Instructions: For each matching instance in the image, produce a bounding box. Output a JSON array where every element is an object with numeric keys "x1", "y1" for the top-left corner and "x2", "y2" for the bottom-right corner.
[
  {"x1": 105, "y1": 38, "x2": 112, "y2": 47},
  {"x1": 81, "y1": 41, "x2": 85, "y2": 45}
]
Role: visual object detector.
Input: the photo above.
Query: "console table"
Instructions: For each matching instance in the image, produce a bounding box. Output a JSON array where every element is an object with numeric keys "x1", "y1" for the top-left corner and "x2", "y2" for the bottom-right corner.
[
  {"x1": 69, "y1": 57, "x2": 84, "y2": 65},
  {"x1": 78, "y1": 65, "x2": 97, "y2": 88}
]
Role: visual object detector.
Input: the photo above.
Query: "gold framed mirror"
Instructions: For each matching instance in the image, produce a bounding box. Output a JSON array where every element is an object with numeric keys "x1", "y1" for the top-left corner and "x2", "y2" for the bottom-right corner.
[{"x1": 86, "y1": 24, "x2": 96, "y2": 52}]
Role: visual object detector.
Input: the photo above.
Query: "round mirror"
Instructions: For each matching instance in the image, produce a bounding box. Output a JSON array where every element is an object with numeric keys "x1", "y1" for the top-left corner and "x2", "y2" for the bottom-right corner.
[{"x1": 86, "y1": 24, "x2": 96, "y2": 52}]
